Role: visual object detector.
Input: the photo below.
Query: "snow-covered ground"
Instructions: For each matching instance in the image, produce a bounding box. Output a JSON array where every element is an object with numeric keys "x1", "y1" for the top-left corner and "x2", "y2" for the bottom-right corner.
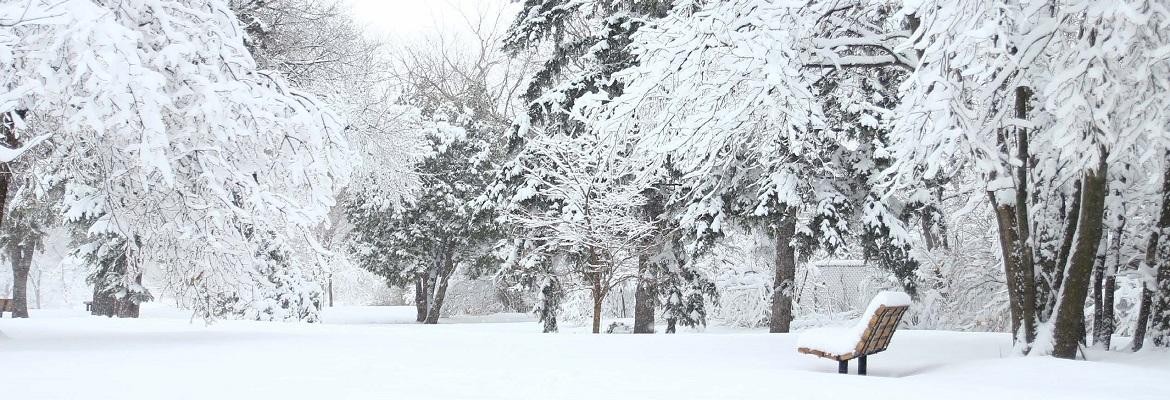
[{"x1": 1, "y1": 306, "x2": 1166, "y2": 400}]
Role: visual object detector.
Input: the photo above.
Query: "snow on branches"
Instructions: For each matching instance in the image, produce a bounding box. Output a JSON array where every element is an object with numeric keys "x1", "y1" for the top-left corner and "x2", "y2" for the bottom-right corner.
[{"x1": 1, "y1": 0, "x2": 354, "y2": 321}]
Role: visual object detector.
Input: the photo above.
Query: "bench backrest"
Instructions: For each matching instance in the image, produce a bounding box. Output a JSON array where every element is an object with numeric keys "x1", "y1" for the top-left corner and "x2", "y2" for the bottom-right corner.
[
  {"x1": 854, "y1": 304, "x2": 909, "y2": 356},
  {"x1": 0, "y1": 298, "x2": 13, "y2": 312}
]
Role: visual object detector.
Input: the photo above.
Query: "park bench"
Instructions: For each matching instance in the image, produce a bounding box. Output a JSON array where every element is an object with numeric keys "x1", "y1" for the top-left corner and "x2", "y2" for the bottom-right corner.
[
  {"x1": 796, "y1": 291, "x2": 911, "y2": 375},
  {"x1": 0, "y1": 298, "x2": 15, "y2": 317}
]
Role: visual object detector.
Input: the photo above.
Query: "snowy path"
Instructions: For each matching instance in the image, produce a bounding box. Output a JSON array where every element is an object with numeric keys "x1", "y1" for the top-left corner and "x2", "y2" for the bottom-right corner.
[{"x1": 1, "y1": 307, "x2": 1166, "y2": 400}]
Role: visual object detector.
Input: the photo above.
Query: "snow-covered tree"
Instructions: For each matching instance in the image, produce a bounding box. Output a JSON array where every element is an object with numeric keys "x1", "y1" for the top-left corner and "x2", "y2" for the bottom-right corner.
[
  {"x1": 0, "y1": 140, "x2": 59, "y2": 318},
  {"x1": 346, "y1": 108, "x2": 500, "y2": 324},
  {"x1": 501, "y1": 0, "x2": 727, "y2": 334},
  {"x1": 584, "y1": 0, "x2": 926, "y2": 335},
  {"x1": 886, "y1": 0, "x2": 1170, "y2": 356},
  {"x1": 502, "y1": 133, "x2": 655, "y2": 333},
  {"x1": 1, "y1": 0, "x2": 354, "y2": 321}
]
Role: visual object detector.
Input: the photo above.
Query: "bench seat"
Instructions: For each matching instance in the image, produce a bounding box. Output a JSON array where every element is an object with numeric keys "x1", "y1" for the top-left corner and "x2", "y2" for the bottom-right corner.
[{"x1": 796, "y1": 291, "x2": 911, "y2": 375}]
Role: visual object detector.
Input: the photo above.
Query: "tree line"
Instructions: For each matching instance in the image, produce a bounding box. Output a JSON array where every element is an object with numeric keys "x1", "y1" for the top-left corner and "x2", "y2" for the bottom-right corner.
[{"x1": 2, "y1": 0, "x2": 1169, "y2": 360}]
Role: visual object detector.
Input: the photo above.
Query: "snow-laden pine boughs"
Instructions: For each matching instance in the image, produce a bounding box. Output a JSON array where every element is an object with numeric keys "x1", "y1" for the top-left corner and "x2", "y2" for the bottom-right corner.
[
  {"x1": 586, "y1": 0, "x2": 926, "y2": 314},
  {"x1": 345, "y1": 107, "x2": 500, "y2": 323},
  {"x1": 1, "y1": 0, "x2": 353, "y2": 321}
]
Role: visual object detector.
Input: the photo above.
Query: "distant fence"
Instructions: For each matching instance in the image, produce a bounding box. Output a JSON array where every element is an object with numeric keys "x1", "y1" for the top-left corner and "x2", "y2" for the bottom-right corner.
[{"x1": 795, "y1": 260, "x2": 892, "y2": 316}]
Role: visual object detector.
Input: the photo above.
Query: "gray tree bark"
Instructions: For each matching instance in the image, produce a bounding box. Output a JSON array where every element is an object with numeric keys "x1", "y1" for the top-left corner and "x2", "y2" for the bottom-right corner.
[
  {"x1": 423, "y1": 244, "x2": 456, "y2": 324},
  {"x1": 989, "y1": 87, "x2": 1039, "y2": 349},
  {"x1": 1134, "y1": 288, "x2": 1153, "y2": 351},
  {"x1": 1052, "y1": 155, "x2": 1108, "y2": 359},
  {"x1": 769, "y1": 216, "x2": 797, "y2": 333},
  {"x1": 633, "y1": 253, "x2": 656, "y2": 334},
  {"x1": 1133, "y1": 153, "x2": 1170, "y2": 351},
  {"x1": 414, "y1": 277, "x2": 428, "y2": 323},
  {"x1": 539, "y1": 277, "x2": 561, "y2": 333},
  {"x1": 1151, "y1": 249, "x2": 1170, "y2": 347},
  {"x1": 7, "y1": 243, "x2": 34, "y2": 318}
]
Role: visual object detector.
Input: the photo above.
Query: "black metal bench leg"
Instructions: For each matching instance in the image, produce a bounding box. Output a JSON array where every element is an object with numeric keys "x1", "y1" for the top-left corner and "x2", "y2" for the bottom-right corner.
[
  {"x1": 838, "y1": 360, "x2": 848, "y2": 374},
  {"x1": 858, "y1": 356, "x2": 867, "y2": 376}
]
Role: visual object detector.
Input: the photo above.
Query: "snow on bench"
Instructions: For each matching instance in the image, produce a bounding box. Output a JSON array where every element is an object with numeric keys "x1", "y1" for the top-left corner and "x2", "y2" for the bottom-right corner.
[{"x1": 796, "y1": 291, "x2": 911, "y2": 375}]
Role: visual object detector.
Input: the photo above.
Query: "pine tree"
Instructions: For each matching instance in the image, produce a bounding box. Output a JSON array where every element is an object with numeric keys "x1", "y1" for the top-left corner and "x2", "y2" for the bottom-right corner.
[{"x1": 346, "y1": 107, "x2": 500, "y2": 324}]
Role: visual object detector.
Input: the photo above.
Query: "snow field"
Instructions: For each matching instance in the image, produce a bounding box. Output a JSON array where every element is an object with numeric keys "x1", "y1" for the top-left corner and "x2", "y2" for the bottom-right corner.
[{"x1": 2, "y1": 306, "x2": 1167, "y2": 400}]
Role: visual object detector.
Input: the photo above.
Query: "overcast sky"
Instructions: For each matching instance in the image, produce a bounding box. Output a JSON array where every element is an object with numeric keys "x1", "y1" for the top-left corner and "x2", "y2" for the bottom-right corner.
[{"x1": 344, "y1": 0, "x2": 515, "y2": 39}]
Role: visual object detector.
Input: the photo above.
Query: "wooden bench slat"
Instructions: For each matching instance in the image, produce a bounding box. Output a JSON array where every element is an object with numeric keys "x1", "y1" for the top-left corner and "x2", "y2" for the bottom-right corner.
[{"x1": 796, "y1": 304, "x2": 909, "y2": 362}]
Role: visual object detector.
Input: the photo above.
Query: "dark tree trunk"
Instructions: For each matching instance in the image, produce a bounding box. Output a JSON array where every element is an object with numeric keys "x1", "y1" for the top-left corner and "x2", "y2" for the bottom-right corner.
[
  {"x1": 1151, "y1": 250, "x2": 1170, "y2": 347},
  {"x1": 115, "y1": 272, "x2": 143, "y2": 318},
  {"x1": 8, "y1": 244, "x2": 34, "y2": 318},
  {"x1": 989, "y1": 194, "x2": 1036, "y2": 347},
  {"x1": 592, "y1": 292, "x2": 603, "y2": 334},
  {"x1": 1092, "y1": 252, "x2": 1106, "y2": 348},
  {"x1": 539, "y1": 278, "x2": 561, "y2": 333},
  {"x1": 89, "y1": 272, "x2": 143, "y2": 318},
  {"x1": 988, "y1": 89, "x2": 1039, "y2": 349},
  {"x1": 1052, "y1": 155, "x2": 1108, "y2": 359},
  {"x1": 1097, "y1": 275, "x2": 1115, "y2": 349},
  {"x1": 0, "y1": 162, "x2": 8, "y2": 228},
  {"x1": 920, "y1": 217, "x2": 939, "y2": 251},
  {"x1": 327, "y1": 274, "x2": 334, "y2": 308},
  {"x1": 414, "y1": 276, "x2": 428, "y2": 323},
  {"x1": 1093, "y1": 219, "x2": 1121, "y2": 349},
  {"x1": 1039, "y1": 183, "x2": 1082, "y2": 323},
  {"x1": 91, "y1": 286, "x2": 114, "y2": 317},
  {"x1": 585, "y1": 248, "x2": 604, "y2": 334},
  {"x1": 1010, "y1": 103, "x2": 1039, "y2": 336},
  {"x1": 0, "y1": 110, "x2": 24, "y2": 229},
  {"x1": 1134, "y1": 288, "x2": 1153, "y2": 351},
  {"x1": 769, "y1": 216, "x2": 797, "y2": 333},
  {"x1": 633, "y1": 254, "x2": 656, "y2": 334},
  {"x1": 635, "y1": 182, "x2": 666, "y2": 334},
  {"x1": 1134, "y1": 154, "x2": 1170, "y2": 351},
  {"x1": 424, "y1": 245, "x2": 456, "y2": 325}
]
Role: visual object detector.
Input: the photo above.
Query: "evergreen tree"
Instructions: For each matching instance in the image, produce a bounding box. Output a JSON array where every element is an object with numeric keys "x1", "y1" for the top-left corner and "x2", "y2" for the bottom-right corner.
[
  {"x1": 499, "y1": 0, "x2": 709, "y2": 334},
  {"x1": 346, "y1": 107, "x2": 500, "y2": 324}
]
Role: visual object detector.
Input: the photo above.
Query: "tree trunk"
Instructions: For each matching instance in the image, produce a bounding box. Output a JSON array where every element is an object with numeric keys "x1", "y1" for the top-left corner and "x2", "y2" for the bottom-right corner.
[
  {"x1": 115, "y1": 272, "x2": 143, "y2": 318},
  {"x1": 539, "y1": 277, "x2": 561, "y2": 333},
  {"x1": 414, "y1": 276, "x2": 428, "y2": 323},
  {"x1": 988, "y1": 91, "x2": 1039, "y2": 349},
  {"x1": 989, "y1": 194, "x2": 1036, "y2": 347},
  {"x1": 1098, "y1": 274, "x2": 1115, "y2": 349},
  {"x1": 91, "y1": 286, "x2": 114, "y2": 317},
  {"x1": 1092, "y1": 252, "x2": 1106, "y2": 347},
  {"x1": 89, "y1": 272, "x2": 143, "y2": 318},
  {"x1": 920, "y1": 217, "x2": 939, "y2": 251},
  {"x1": 1133, "y1": 153, "x2": 1170, "y2": 350},
  {"x1": 424, "y1": 257, "x2": 453, "y2": 325},
  {"x1": 592, "y1": 293, "x2": 603, "y2": 334},
  {"x1": 1093, "y1": 219, "x2": 1121, "y2": 349},
  {"x1": 1052, "y1": 155, "x2": 1108, "y2": 359},
  {"x1": 1006, "y1": 86, "x2": 1039, "y2": 346},
  {"x1": 1042, "y1": 182, "x2": 1082, "y2": 322},
  {"x1": 633, "y1": 254, "x2": 655, "y2": 333},
  {"x1": 327, "y1": 274, "x2": 334, "y2": 308},
  {"x1": 8, "y1": 243, "x2": 33, "y2": 318},
  {"x1": 0, "y1": 110, "x2": 23, "y2": 229},
  {"x1": 1151, "y1": 248, "x2": 1170, "y2": 347},
  {"x1": 1134, "y1": 288, "x2": 1152, "y2": 351},
  {"x1": 769, "y1": 216, "x2": 797, "y2": 334}
]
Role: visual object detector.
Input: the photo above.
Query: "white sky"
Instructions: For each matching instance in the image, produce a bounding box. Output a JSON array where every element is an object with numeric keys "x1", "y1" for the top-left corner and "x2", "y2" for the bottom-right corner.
[{"x1": 344, "y1": 0, "x2": 515, "y2": 40}]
